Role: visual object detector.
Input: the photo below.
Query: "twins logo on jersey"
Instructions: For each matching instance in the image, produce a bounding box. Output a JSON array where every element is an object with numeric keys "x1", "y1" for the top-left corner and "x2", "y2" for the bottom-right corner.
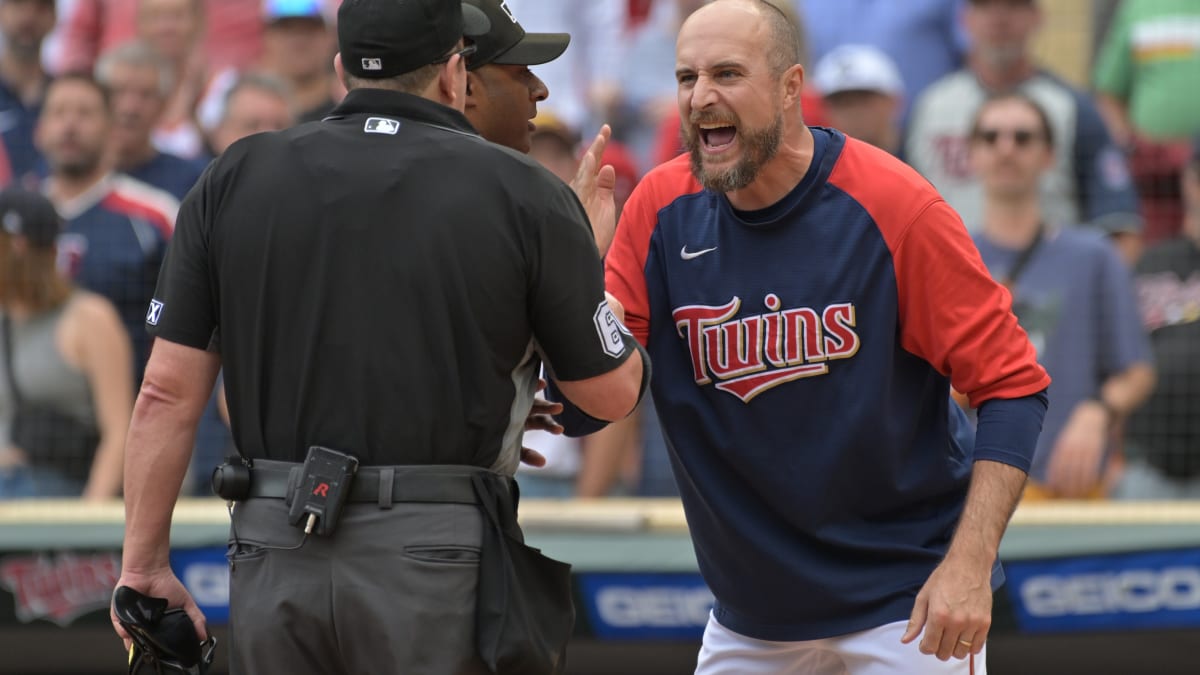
[{"x1": 673, "y1": 294, "x2": 860, "y2": 403}]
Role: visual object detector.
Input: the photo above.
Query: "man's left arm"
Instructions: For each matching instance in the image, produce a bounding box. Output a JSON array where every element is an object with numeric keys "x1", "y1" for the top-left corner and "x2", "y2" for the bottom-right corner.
[
  {"x1": 902, "y1": 392, "x2": 1047, "y2": 661},
  {"x1": 886, "y1": 198, "x2": 1051, "y2": 660}
]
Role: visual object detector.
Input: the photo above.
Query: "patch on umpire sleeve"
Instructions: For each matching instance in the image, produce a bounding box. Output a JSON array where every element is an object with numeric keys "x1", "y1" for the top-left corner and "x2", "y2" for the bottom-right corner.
[
  {"x1": 146, "y1": 299, "x2": 164, "y2": 326},
  {"x1": 593, "y1": 300, "x2": 628, "y2": 358}
]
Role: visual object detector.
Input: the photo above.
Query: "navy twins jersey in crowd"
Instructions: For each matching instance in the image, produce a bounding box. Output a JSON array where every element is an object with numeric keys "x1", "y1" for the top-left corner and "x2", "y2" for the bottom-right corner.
[
  {"x1": 54, "y1": 174, "x2": 178, "y2": 373},
  {"x1": 605, "y1": 128, "x2": 1050, "y2": 641}
]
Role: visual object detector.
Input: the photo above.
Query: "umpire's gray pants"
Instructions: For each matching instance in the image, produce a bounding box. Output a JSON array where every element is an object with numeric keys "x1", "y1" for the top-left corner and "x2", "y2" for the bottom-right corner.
[{"x1": 227, "y1": 497, "x2": 491, "y2": 675}]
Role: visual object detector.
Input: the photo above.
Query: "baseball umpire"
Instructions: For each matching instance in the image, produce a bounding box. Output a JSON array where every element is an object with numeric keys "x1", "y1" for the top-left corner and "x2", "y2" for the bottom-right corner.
[{"x1": 109, "y1": 0, "x2": 648, "y2": 673}]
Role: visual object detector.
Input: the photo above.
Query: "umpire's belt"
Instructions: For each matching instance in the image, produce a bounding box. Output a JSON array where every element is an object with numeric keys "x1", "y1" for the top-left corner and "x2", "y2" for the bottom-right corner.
[{"x1": 246, "y1": 459, "x2": 494, "y2": 507}]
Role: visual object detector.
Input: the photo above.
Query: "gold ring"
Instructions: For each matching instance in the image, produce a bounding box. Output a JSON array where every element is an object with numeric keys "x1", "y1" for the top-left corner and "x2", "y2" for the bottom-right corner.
[{"x1": 958, "y1": 639, "x2": 973, "y2": 648}]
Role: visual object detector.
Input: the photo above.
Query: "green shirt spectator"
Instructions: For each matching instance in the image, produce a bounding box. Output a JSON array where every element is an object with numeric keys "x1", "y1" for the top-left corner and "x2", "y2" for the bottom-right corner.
[{"x1": 1094, "y1": 0, "x2": 1200, "y2": 141}]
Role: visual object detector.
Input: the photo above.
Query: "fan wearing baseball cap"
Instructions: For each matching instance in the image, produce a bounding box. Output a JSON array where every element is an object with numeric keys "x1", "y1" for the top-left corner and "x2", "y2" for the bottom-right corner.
[{"x1": 111, "y1": 0, "x2": 649, "y2": 673}]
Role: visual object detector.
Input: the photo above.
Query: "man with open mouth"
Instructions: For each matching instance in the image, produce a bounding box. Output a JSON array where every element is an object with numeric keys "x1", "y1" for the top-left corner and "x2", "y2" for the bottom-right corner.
[{"x1": 600, "y1": 0, "x2": 1052, "y2": 673}]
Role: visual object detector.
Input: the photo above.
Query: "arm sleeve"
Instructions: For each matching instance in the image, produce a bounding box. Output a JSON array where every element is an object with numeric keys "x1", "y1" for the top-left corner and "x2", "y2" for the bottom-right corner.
[
  {"x1": 1093, "y1": 2, "x2": 1133, "y2": 98},
  {"x1": 892, "y1": 199, "x2": 1051, "y2": 407},
  {"x1": 1095, "y1": 239, "x2": 1154, "y2": 377},
  {"x1": 529, "y1": 179, "x2": 634, "y2": 381},
  {"x1": 146, "y1": 164, "x2": 218, "y2": 351},
  {"x1": 1072, "y1": 94, "x2": 1141, "y2": 230},
  {"x1": 973, "y1": 390, "x2": 1048, "y2": 473}
]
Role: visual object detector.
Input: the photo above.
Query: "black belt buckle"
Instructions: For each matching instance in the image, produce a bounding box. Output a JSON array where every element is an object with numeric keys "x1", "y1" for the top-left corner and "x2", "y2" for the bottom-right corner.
[{"x1": 286, "y1": 446, "x2": 359, "y2": 536}]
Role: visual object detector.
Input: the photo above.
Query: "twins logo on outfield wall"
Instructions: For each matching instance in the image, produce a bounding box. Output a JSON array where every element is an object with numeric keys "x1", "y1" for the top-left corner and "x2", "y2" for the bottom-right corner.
[{"x1": 0, "y1": 553, "x2": 120, "y2": 626}]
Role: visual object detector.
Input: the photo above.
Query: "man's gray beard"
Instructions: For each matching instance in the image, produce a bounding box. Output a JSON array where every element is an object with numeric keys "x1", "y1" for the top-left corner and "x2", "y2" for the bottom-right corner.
[{"x1": 688, "y1": 113, "x2": 784, "y2": 194}]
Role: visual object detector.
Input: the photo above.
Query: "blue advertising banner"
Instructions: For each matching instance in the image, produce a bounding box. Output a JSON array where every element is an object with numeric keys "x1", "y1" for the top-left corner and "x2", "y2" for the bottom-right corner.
[
  {"x1": 170, "y1": 547, "x2": 230, "y2": 625},
  {"x1": 1004, "y1": 548, "x2": 1200, "y2": 633},
  {"x1": 577, "y1": 573, "x2": 712, "y2": 641}
]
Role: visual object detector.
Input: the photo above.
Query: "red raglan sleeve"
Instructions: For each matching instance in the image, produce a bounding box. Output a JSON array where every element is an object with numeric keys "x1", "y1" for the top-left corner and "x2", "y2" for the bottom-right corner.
[
  {"x1": 830, "y1": 140, "x2": 1049, "y2": 407},
  {"x1": 605, "y1": 157, "x2": 694, "y2": 346},
  {"x1": 890, "y1": 199, "x2": 1050, "y2": 407}
]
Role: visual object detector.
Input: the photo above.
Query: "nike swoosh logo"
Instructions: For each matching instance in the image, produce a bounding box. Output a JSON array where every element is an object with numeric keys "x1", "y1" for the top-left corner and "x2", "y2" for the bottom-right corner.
[{"x1": 680, "y1": 245, "x2": 718, "y2": 260}]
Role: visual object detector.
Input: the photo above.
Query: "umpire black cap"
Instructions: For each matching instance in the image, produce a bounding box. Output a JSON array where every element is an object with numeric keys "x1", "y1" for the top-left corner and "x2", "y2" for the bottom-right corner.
[
  {"x1": 338, "y1": 0, "x2": 490, "y2": 79},
  {"x1": 463, "y1": 0, "x2": 569, "y2": 71}
]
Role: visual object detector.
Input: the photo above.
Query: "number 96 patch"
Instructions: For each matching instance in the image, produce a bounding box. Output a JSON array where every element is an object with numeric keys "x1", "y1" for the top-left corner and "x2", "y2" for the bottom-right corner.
[{"x1": 593, "y1": 300, "x2": 631, "y2": 358}]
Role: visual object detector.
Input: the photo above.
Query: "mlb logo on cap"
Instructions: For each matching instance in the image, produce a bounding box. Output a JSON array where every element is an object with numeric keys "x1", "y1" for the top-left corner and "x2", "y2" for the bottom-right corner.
[
  {"x1": 361, "y1": 57, "x2": 382, "y2": 71},
  {"x1": 365, "y1": 117, "x2": 400, "y2": 135}
]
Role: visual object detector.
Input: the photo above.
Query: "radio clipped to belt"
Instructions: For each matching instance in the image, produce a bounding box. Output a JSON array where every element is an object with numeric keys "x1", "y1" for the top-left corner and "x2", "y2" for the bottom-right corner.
[
  {"x1": 286, "y1": 446, "x2": 359, "y2": 536},
  {"x1": 213, "y1": 446, "x2": 359, "y2": 536}
]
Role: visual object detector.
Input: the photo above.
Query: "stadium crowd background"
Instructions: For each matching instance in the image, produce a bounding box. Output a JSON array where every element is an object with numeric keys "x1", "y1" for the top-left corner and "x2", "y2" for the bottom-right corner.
[{"x1": 0, "y1": 0, "x2": 1197, "y2": 505}]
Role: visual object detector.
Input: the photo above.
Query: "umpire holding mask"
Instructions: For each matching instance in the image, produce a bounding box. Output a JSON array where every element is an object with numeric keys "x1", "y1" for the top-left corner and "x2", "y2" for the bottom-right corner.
[{"x1": 109, "y1": 0, "x2": 649, "y2": 672}]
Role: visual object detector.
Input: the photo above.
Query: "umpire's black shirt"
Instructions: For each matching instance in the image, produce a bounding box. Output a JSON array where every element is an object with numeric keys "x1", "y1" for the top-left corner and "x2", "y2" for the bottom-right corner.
[{"x1": 146, "y1": 88, "x2": 633, "y2": 470}]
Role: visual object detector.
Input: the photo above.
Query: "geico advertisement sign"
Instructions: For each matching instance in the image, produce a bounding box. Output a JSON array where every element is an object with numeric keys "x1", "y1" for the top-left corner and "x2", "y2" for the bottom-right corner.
[
  {"x1": 580, "y1": 573, "x2": 712, "y2": 640},
  {"x1": 1022, "y1": 567, "x2": 1200, "y2": 616},
  {"x1": 1005, "y1": 549, "x2": 1200, "y2": 633}
]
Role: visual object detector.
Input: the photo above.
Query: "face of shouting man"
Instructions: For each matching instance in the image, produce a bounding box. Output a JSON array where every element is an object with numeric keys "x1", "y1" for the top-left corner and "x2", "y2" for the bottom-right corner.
[{"x1": 675, "y1": 1, "x2": 790, "y2": 193}]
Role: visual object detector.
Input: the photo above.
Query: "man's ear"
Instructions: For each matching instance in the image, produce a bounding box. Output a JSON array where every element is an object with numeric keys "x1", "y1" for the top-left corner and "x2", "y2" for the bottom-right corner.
[{"x1": 464, "y1": 71, "x2": 481, "y2": 109}]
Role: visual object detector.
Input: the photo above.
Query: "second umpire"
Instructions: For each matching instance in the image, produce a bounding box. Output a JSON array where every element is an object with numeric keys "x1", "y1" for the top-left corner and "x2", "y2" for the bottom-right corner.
[{"x1": 110, "y1": 0, "x2": 648, "y2": 673}]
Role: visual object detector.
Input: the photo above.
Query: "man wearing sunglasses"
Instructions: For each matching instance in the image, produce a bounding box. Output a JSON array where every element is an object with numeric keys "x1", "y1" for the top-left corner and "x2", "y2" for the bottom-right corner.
[
  {"x1": 110, "y1": 0, "x2": 648, "y2": 673},
  {"x1": 906, "y1": 0, "x2": 1141, "y2": 262},
  {"x1": 968, "y1": 91, "x2": 1154, "y2": 502}
]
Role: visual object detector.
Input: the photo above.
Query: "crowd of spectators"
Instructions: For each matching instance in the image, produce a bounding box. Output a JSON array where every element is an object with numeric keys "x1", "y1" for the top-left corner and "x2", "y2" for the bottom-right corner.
[{"x1": 0, "y1": 0, "x2": 1196, "y2": 503}]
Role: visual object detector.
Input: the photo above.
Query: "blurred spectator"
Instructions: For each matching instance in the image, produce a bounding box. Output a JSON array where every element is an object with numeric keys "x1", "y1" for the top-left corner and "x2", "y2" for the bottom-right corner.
[
  {"x1": 95, "y1": 40, "x2": 205, "y2": 200},
  {"x1": 206, "y1": 72, "x2": 294, "y2": 156},
  {"x1": 966, "y1": 92, "x2": 1154, "y2": 500},
  {"x1": 0, "y1": 0, "x2": 56, "y2": 188},
  {"x1": 797, "y1": 0, "x2": 967, "y2": 122},
  {"x1": 55, "y1": 0, "x2": 274, "y2": 75},
  {"x1": 501, "y1": 0, "x2": 628, "y2": 134},
  {"x1": 135, "y1": 0, "x2": 208, "y2": 159},
  {"x1": 197, "y1": 0, "x2": 337, "y2": 136},
  {"x1": 529, "y1": 110, "x2": 578, "y2": 183},
  {"x1": 0, "y1": 187, "x2": 131, "y2": 499},
  {"x1": 812, "y1": 44, "x2": 904, "y2": 154},
  {"x1": 1094, "y1": 0, "x2": 1200, "y2": 244},
  {"x1": 619, "y1": 0, "x2": 707, "y2": 169},
  {"x1": 906, "y1": 0, "x2": 1140, "y2": 257},
  {"x1": 1120, "y1": 141, "x2": 1200, "y2": 498},
  {"x1": 257, "y1": 0, "x2": 336, "y2": 123},
  {"x1": 35, "y1": 74, "x2": 177, "y2": 375}
]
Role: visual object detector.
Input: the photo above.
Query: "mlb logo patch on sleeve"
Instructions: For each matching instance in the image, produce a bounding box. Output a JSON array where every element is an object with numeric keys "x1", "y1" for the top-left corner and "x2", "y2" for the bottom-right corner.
[{"x1": 364, "y1": 117, "x2": 400, "y2": 135}]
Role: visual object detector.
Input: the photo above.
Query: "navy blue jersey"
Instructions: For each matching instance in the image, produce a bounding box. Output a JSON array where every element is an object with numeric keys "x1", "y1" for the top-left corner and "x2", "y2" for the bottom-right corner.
[
  {"x1": 0, "y1": 77, "x2": 45, "y2": 187},
  {"x1": 126, "y1": 152, "x2": 208, "y2": 201},
  {"x1": 606, "y1": 128, "x2": 1049, "y2": 641},
  {"x1": 54, "y1": 174, "x2": 177, "y2": 374}
]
